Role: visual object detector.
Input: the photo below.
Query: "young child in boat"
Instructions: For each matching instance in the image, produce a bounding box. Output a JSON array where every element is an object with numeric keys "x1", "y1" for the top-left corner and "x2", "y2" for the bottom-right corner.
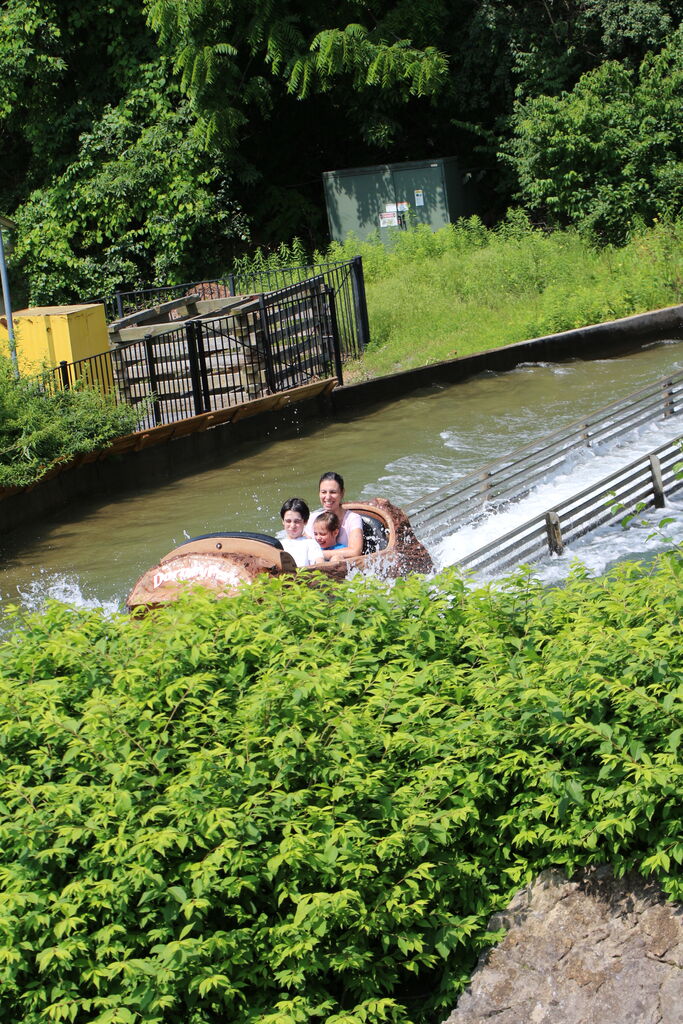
[
  {"x1": 313, "y1": 511, "x2": 346, "y2": 561},
  {"x1": 279, "y1": 498, "x2": 324, "y2": 567}
]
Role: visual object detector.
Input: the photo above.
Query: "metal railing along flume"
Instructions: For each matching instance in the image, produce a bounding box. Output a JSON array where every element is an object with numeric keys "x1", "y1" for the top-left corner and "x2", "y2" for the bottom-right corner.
[
  {"x1": 408, "y1": 369, "x2": 683, "y2": 541},
  {"x1": 456, "y1": 436, "x2": 683, "y2": 574}
]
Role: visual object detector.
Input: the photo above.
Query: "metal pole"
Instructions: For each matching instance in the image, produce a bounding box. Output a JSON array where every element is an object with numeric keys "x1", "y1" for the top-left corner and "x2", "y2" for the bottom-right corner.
[
  {"x1": 257, "y1": 295, "x2": 277, "y2": 393},
  {"x1": 0, "y1": 227, "x2": 18, "y2": 376},
  {"x1": 350, "y1": 255, "x2": 370, "y2": 353},
  {"x1": 326, "y1": 286, "x2": 344, "y2": 386},
  {"x1": 194, "y1": 321, "x2": 212, "y2": 411},
  {"x1": 185, "y1": 321, "x2": 205, "y2": 416},
  {"x1": 144, "y1": 335, "x2": 162, "y2": 426}
]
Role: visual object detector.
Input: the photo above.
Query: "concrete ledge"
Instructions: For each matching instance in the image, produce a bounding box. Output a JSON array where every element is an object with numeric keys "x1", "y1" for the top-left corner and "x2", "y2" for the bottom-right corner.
[{"x1": 1, "y1": 305, "x2": 682, "y2": 536}]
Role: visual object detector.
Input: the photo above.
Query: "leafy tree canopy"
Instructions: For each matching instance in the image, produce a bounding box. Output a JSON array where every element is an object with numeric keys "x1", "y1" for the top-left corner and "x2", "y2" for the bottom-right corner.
[
  {"x1": 11, "y1": 64, "x2": 249, "y2": 302},
  {"x1": 144, "y1": 0, "x2": 450, "y2": 138},
  {"x1": 2, "y1": 0, "x2": 683, "y2": 300},
  {"x1": 0, "y1": 0, "x2": 155, "y2": 204},
  {"x1": 505, "y1": 27, "x2": 683, "y2": 242}
]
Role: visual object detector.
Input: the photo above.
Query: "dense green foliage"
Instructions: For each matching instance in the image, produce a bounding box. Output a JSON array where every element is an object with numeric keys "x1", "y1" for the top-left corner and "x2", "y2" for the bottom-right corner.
[
  {"x1": 10, "y1": 69, "x2": 249, "y2": 305},
  {"x1": 3, "y1": 1, "x2": 683, "y2": 300},
  {"x1": 508, "y1": 28, "x2": 683, "y2": 242},
  {"x1": 0, "y1": 556, "x2": 681, "y2": 1023},
  {"x1": 0, "y1": 356, "x2": 140, "y2": 488}
]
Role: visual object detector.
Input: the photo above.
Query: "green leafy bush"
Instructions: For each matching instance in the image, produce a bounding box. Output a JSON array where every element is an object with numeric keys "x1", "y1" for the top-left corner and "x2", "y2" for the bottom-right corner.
[
  {"x1": 506, "y1": 29, "x2": 683, "y2": 243},
  {"x1": 0, "y1": 356, "x2": 140, "y2": 488},
  {"x1": 0, "y1": 556, "x2": 681, "y2": 1023},
  {"x1": 10, "y1": 64, "x2": 249, "y2": 305}
]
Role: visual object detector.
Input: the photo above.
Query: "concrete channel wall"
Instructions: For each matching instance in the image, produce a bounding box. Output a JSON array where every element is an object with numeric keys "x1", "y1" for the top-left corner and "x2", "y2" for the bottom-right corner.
[{"x1": 1, "y1": 304, "x2": 683, "y2": 536}]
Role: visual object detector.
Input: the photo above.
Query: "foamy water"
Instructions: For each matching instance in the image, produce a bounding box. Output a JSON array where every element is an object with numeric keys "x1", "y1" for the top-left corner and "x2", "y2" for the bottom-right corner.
[
  {"x1": 433, "y1": 414, "x2": 683, "y2": 581},
  {"x1": 9, "y1": 571, "x2": 122, "y2": 618}
]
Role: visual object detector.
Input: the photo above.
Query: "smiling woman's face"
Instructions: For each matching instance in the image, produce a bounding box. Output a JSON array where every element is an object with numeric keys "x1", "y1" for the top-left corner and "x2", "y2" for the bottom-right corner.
[{"x1": 319, "y1": 478, "x2": 343, "y2": 512}]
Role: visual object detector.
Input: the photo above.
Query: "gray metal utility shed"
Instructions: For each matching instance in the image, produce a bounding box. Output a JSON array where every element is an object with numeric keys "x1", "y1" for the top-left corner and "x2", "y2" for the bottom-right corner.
[{"x1": 322, "y1": 157, "x2": 477, "y2": 243}]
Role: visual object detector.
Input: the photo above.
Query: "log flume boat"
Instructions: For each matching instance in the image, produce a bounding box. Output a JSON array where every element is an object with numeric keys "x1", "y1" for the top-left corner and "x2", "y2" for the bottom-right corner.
[{"x1": 126, "y1": 498, "x2": 432, "y2": 611}]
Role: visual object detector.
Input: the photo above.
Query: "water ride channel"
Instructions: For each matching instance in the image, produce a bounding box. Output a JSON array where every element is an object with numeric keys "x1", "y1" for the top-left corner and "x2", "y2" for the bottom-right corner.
[{"x1": 1, "y1": 336, "x2": 682, "y2": 617}]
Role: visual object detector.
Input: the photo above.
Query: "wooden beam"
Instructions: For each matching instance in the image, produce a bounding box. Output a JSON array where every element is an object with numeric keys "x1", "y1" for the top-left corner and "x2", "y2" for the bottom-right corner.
[
  {"x1": 649, "y1": 453, "x2": 666, "y2": 507},
  {"x1": 545, "y1": 510, "x2": 564, "y2": 555}
]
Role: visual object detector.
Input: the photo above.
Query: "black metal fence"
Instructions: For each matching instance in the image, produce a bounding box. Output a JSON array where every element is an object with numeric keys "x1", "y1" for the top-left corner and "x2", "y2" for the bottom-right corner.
[
  {"x1": 45, "y1": 277, "x2": 342, "y2": 430},
  {"x1": 98, "y1": 256, "x2": 368, "y2": 361},
  {"x1": 99, "y1": 279, "x2": 231, "y2": 322}
]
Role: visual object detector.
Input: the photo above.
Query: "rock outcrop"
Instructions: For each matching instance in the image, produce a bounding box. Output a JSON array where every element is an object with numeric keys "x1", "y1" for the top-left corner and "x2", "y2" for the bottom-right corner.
[{"x1": 442, "y1": 868, "x2": 683, "y2": 1024}]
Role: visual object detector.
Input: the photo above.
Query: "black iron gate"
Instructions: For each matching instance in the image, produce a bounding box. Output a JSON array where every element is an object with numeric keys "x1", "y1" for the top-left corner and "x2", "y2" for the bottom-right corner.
[
  {"x1": 51, "y1": 276, "x2": 343, "y2": 430},
  {"x1": 98, "y1": 256, "x2": 368, "y2": 361}
]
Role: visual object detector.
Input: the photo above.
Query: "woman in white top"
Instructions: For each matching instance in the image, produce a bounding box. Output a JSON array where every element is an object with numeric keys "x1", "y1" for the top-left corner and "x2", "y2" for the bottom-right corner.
[{"x1": 305, "y1": 472, "x2": 364, "y2": 561}]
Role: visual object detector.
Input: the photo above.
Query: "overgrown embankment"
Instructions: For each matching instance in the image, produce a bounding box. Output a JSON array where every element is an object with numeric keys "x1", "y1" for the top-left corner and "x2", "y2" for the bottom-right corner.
[
  {"x1": 0, "y1": 357, "x2": 140, "y2": 489},
  {"x1": 1, "y1": 557, "x2": 681, "y2": 1023},
  {"x1": 309, "y1": 216, "x2": 683, "y2": 380}
]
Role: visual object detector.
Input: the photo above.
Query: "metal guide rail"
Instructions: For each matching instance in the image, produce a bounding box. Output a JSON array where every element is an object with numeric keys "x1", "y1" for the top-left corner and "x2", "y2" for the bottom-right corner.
[
  {"x1": 456, "y1": 436, "x2": 683, "y2": 574},
  {"x1": 408, "y1": 369, "x2": 683, "y2": 539}
]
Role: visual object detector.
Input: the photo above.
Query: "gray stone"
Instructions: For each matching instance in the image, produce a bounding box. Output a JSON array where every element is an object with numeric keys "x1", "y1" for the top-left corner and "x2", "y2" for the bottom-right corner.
[{"x1": 442, "y1": 868, "x2": 683, "y2": 1024}]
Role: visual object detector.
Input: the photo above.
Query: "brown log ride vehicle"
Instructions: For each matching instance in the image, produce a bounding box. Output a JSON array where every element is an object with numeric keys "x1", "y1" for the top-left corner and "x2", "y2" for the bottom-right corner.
[{"x1": 126, "y1": 498, "x2": 432, "y2": 612}]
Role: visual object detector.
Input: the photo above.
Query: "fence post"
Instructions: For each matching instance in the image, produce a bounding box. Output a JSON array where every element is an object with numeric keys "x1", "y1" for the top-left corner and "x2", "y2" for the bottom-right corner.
[
  {"x1": 649, "y1": 454, "x2": 666, "y2": 507},
  {"x1": 185, "y1": 321, "x2": 206, "y2": 416},
  {"x1": 663, "y1": 379, "x2": 675, "y2": 418},
  {"x1": 545, "y1": 510, "x2": 564, "y2": 555},
  {"x1": 257, "y1": 296, "x2": 277, "y2": 393},
  {"x1": 59, "y1": 360, "x2": 70, "y2": 390},
  {"x1": 144, "y1": 335, "x2": 162, "y2": 426},
  {"x1": 194, "y1": 321, "x2": 212, "y2": 412},
  {"x1": 326, "y1": 286, "x2": 344, "y2": 386},
  {"x1": 350, "y1": 255, "x2": 370, "y2": 353},
  {"x1": 115, "y1": 292, "x2": 124, "y2": 320},
  {"x1": 227, "y1": 273, "x2": 236, "y2": 297}
]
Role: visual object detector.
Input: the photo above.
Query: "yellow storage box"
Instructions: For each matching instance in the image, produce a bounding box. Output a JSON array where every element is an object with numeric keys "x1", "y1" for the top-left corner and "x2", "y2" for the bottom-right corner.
[{"x1": 0, "y1": 303, "x2": 109, "y2": 378}]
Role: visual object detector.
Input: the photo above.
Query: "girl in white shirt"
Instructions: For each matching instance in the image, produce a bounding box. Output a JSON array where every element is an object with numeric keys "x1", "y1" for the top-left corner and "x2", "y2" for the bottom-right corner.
[{"x1": 279, "y1": 498, "x2": 324, "y2": 567}]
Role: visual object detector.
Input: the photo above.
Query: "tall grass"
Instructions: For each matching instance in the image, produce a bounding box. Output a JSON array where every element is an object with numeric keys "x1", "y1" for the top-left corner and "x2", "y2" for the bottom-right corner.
[{"x1": 233, "y1": 214, "x2": 683, "y2": 380}]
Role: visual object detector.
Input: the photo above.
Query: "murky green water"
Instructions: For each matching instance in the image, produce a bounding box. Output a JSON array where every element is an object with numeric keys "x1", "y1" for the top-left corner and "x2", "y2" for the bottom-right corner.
[{"x1": 1, "y1": 339, "x2": 682, "y2": 612}]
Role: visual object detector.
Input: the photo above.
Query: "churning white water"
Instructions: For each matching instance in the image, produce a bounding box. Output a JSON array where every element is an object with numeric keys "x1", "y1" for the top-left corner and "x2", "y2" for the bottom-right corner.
[{"x1": 432, "y1": 413, "x2": 683, "y2": 581}]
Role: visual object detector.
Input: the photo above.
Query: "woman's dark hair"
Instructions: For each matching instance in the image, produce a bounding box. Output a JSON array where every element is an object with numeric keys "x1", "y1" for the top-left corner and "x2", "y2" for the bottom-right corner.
[
  {"x1": 319, "y1": 471, "x2": 344, "y2": 490},
  {"x1": 280, "y1": 497, "x2": 310, "y2": 521}
]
